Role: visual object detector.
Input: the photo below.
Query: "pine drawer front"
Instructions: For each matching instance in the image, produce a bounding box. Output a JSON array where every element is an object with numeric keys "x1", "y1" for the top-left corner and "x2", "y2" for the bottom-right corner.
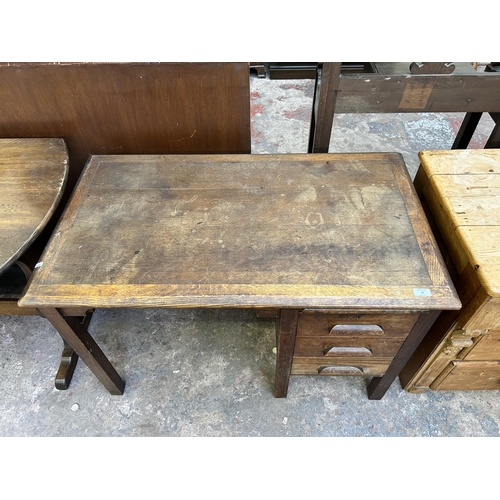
[
  {"x1": 291, "y1": 357, "x2": 392, "y2": 376},
  {"x1": 296, "y1": 312, "x2": 420, "y2": 338},
  {"x1": 294, "y1": 335, "x2": 406, "y2": 358},
  {"x1": 431, "y1": 361, "x2": 500, "y2": 390},
  {"x1": 462, "y1": 331, "x2": 500, "y2": 361}
]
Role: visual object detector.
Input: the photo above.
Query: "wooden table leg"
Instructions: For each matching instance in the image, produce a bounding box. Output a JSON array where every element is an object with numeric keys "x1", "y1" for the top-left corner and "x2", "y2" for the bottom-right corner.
[
  {"x1": 452, "y1": 112, "x2": 500, "y2": 150},
  {"x1": 451, "y1": 112, "x2": 482, "y2": 149},
  {"x1": 40, "y1": 307, "x2": 125, "y2": 395},
  {"x1": 274, "y1": 309, "x2": 299, "y2": 398},
  {"x1": 367, "y1": 310, "x2": 440, "y2": 400},
  {"x1": 307, "y1": 62, "x2": 342, "y2": 154},
  {"x1": 54, "y1": 309, "x2": 94, "y2": 390},
  {"x1": 485, "y1": 112, "x2": 500, "y2": 148},
  {"x1": 55, "y1": 341, "x2": 79, "y2": 390}
]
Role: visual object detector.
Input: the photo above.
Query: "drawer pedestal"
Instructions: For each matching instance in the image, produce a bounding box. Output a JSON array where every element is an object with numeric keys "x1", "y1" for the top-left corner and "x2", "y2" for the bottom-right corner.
[{"x1": 292, "y1": 310, "x2": 419, "y2": 380}]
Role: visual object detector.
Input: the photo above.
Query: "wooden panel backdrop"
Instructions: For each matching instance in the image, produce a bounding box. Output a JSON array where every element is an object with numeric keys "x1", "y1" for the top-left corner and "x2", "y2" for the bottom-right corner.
[
  {"x1": 0, "y1": 62, "x2": 251, "y2": 262},
  {"x1": 0, "y1": 62, "x2": 250, "y2": 192}
]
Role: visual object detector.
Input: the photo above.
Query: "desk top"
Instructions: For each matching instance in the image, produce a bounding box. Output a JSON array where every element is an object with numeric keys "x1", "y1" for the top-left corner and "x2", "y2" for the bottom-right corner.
[
  {"x1": 19, "y1": 153, "x2": 460, "y2": 310},
  {"x1": 419, "y1": 149, "x2": 500, "y2": 297},
  {"x1": 0, "y1": 138, "x2": 68, "y2": 274}
]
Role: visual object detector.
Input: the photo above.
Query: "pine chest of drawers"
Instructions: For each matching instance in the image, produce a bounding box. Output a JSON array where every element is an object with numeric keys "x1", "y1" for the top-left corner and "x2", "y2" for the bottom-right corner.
[{"x1": 401, "y1": 149, "x2": 500, "y2": 392}]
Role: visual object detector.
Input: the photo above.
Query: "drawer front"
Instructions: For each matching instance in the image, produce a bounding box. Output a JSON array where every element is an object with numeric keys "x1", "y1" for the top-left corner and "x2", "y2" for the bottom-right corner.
[
  {"x1": 297, "y1": 312, "x2": 420, "y2": 338},
  {"x1": 291, "y1": 357, "x2": 392, "y2": 376},
  {"x1": 294, "y1": 336, "x2": 406, "y2": 358},
  {"x1": 463, "y1": 331, "x2": 500, "y2": 361},
  {"x1": 433, "y1": 361, "x2": 500, "y2": 390}
]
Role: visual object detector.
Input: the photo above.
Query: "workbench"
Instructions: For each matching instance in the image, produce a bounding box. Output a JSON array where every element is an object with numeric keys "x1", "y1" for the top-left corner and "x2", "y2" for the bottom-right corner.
[{"x1": 308, "y1": 62, "x2": 500, "y2": 154}]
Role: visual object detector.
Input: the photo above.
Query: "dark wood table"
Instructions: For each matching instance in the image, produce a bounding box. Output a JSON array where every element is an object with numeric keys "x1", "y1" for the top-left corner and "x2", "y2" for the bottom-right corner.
[
  {"x1": 0, "y1": 138, "x2": 89, "y2": 388},
  {"x1": 19, "y1": 153, "x2": 461, "y2": 399},
  {"x1": 0, "y1": 138, "x2": 68, "y2": 312}
]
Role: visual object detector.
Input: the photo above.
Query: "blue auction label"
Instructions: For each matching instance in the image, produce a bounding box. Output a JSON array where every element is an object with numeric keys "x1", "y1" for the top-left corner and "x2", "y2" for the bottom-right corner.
[{"x1": 413, "y1": 288, "x2": 432, "y2": 296}]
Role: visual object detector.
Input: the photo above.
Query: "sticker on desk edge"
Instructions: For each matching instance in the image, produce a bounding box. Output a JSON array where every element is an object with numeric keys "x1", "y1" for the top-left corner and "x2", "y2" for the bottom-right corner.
[
  {"x1": 413, "y1": 288, "x2": 432, "y2": 297},
  {"x1": 34, "y1": 262, "x2": 43, "y2": 269}
]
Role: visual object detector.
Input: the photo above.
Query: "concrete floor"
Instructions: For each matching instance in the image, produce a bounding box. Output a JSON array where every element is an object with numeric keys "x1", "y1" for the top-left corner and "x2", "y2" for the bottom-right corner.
[{"x1": 1, "y1": 70, "x2": 500, "y2": 437}]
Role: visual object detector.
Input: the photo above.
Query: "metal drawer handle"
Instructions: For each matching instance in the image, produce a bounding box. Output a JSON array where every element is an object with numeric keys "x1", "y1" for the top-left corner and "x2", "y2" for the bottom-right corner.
[
  {"x1": 323, "y1": 346, "x2": 373, "y2": 356},
  {"x1": 318, "y1": 365, "x2": 364, "y2": 375},
  {"x1": 330, "y1": 324, "x2": 383, "y2": 335}
]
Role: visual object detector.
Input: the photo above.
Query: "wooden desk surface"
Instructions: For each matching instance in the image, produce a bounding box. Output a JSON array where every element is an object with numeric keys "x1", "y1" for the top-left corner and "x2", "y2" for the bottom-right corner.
[
  {"x1": 19, "y1": 153, "x2": 460, "y2": 310},
  {"x1": 0, "y1": 138, "x2": 68, "y2": 274},
  {"x1": 418, "y1": 149, "x2": 500, "y2": 297}
]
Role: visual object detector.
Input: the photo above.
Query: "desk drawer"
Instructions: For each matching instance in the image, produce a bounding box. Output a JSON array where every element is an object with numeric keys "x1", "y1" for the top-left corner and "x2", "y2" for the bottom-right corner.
[
  {"x1": 294, "y1": 335, "x2": 405, "y2": 358},
  {"x1": 291, "y1": 357, "x2": 392, "y2": 376},
  {"x1": 297, "y1": 312, "x2": 419, "y2": 338}
]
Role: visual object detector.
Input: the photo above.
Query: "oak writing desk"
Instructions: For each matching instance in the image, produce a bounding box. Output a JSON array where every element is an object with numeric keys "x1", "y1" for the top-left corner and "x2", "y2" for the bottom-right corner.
[{"x1": 19, "y1": 153, "x2": 460, "y2": 399}]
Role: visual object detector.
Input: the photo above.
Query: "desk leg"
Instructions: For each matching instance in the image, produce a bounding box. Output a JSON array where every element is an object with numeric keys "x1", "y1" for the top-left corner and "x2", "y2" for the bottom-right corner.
[
  {"x1": 54, "y1": 309, "x2": 94, "y2": 390},
  {"x1": 274, "y1": 309, "x2": 299, "y2": 398},
  {"x1": 367, "y1": 310, "x2": 440, "y2": 400},
  {"x1": 485, "y1": 112, "x2": 500, "y2": 148},
  {"x1": 39, "y1": 308, "x2": 125, "y2": 395}
]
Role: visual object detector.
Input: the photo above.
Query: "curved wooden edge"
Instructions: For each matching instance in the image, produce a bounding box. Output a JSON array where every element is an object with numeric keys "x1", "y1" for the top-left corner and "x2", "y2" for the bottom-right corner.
[{"x1": 0, "y1": 138, "x2": 69, "y2": 274}]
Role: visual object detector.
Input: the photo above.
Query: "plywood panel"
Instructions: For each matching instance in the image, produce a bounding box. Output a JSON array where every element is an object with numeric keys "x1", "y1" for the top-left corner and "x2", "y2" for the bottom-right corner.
[{"x1": 0, "y1": 62, "x2": 251, "y2": 196}]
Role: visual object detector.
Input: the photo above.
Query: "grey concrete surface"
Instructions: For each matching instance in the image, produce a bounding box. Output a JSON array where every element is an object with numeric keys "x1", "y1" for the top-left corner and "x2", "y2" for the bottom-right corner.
[{"x1": 1, "y1": 71, "x2": 499, "y2": 437}]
